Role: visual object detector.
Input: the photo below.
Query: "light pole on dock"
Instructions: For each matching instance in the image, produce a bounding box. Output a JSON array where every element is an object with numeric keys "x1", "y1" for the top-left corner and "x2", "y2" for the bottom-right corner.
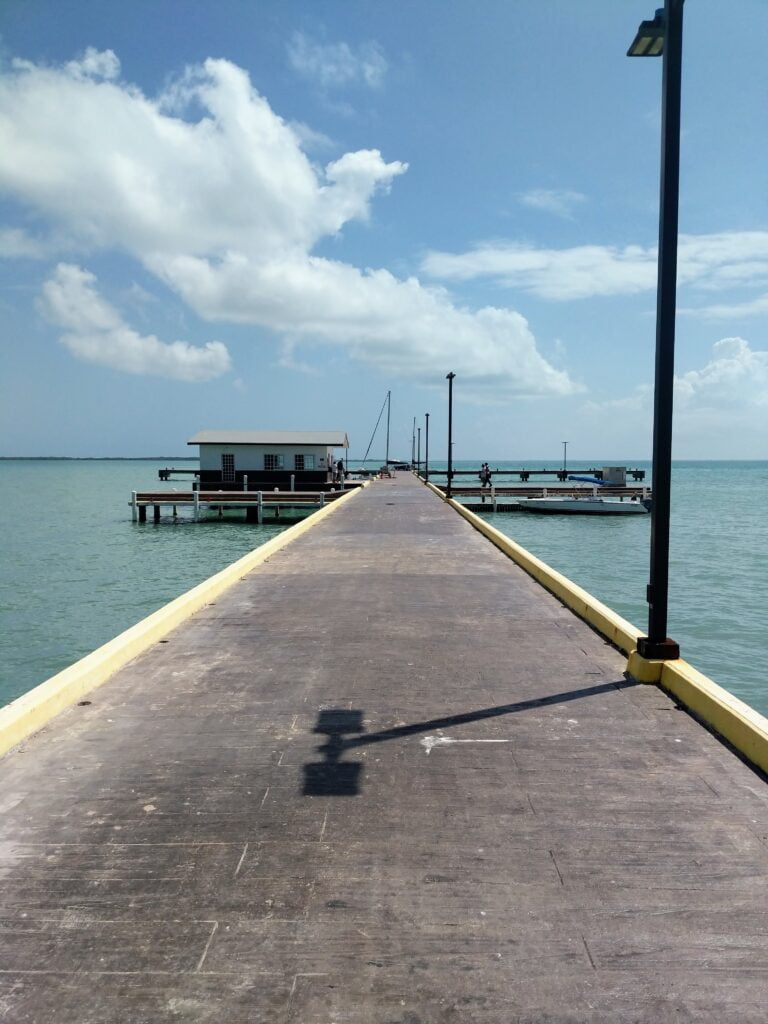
[
  {"x1": 385, "y1": 390, "x2": 391, "y2": 470},
  {"x1": 425, "y1": 413, "x2": 430, "y2": 482},
  {"x1": 562, "y1": 441, "x2": 568, "y2": 475},
  {"x1": 628, "y1": 0, "x2": 682, "y2": 661},
  {"x1": 446, "y1": 373, "x2": 456, "y2": 499},
  {"x1": 417, "y1": 427, "x2": 421, "y2": 476}
]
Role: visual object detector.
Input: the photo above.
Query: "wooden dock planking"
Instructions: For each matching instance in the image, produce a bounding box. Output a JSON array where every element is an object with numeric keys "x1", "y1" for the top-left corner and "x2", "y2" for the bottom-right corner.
[
  {"x1": 1, "y1": 472, "x2": 767, "y2": 1022},
  {"x1": 131, "y1": 487, "x2": 350, "y2": 523}
]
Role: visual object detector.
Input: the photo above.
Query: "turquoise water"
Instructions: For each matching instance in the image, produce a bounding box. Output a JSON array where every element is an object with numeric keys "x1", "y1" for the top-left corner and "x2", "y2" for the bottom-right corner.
[
  {"x1": 1, "y1": 458, "x2": 766, "y2": 717},
  {"x1": 438, "y1": 459, "x2": 767, "y2": 715},
  {"x1": 0, "y1": 460, "x2": 289, "y2": 707}
]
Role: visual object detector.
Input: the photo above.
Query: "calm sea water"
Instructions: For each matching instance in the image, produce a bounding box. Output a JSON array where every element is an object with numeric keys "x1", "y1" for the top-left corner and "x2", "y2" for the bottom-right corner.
[
  {"x1": 1, "y1": 458, "x2": 766, "y2": 716},
  {"x1": 0, "y1": 460, "x2": 289, "y2": 707}
]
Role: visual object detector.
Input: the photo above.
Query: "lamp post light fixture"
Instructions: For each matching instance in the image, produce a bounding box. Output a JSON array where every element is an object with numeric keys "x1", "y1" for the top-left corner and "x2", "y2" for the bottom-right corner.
[
  {"x1": 446, "y1": 372, "x2": 456, "y2": 499},
  {"x1": 627, "y1": 6, "x2": 665, "y2": 56},
  {"x1": 425, "y1": 413, "x2": 430, "y2": 482},
  {"x1": 628, "y1": 0, "x2": 683, "y2": 661}
]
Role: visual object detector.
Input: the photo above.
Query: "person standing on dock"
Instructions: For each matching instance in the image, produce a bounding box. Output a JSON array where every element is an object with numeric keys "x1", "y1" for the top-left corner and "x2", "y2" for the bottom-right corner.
[
  {"x1": 335, "y1": 458, "x2": 346, "y2": 487},
  {"x1": 479, "y1": 462, "x2": 492, "y2": 502}
]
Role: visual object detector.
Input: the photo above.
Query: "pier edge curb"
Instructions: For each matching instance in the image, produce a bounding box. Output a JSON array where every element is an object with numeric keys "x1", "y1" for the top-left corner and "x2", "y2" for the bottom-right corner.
[
  {"x1": 0, "y1": 484, "x2": 366, "y2": 759},
  {"x1": 426, "y1": 479, "x2": 768, "y2": 778}
]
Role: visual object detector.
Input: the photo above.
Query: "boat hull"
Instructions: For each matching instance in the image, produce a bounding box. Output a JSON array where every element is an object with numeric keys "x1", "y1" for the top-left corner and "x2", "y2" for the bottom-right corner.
[{"x1": 518, "y1": 497, "x2": 648, "y2": 515}]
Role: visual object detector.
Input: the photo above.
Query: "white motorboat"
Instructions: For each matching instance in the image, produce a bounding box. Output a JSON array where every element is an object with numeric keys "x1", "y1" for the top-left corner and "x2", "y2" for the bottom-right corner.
[{"x1": 517, "y1": 495, "x2": 649, "y2": 515}]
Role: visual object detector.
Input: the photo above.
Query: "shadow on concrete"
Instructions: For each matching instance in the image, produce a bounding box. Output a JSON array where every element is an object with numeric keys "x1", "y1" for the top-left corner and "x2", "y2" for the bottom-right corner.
[
  {"x1": 302, "y1": 680, "x2": 634, "y2": 796},
  {"x1": 302, "y1": 709, "x2": 365, "y2": 796},
  {"x1": 344, "y1": 678, "x2": 636, "y2": 752}
]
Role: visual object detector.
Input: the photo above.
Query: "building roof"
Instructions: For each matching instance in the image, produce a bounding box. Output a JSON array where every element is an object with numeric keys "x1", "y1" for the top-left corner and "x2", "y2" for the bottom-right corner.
[{"x1": 188, "y1": 430, "x2": 349, "y2": 447}]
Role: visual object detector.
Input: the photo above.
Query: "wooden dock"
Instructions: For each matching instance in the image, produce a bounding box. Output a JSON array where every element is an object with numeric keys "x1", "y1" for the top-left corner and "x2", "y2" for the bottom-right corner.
[
  {"x1": 2, "y1": 473, "x2": 767, "y2": 1021},
  {"x1": 131, "y1": 487, "x2": 351, "y2": 523}
]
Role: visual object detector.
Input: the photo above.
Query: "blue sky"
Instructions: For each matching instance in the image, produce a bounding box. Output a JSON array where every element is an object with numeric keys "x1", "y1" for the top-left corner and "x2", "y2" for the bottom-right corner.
[{"x1": 1, "y1": 0, "x2": 766, "y2": 461}]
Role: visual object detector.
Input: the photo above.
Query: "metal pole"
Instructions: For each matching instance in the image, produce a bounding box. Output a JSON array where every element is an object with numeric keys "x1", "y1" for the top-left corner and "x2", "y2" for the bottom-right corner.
[
  {"x1": 425, "y1": 413, "x2": 430, "y2": 482},
  {"x1": 446, "y1": 372, "x2": 455, "y2": 499},
  {"x1": 412, "y1": 416, "x2": 416, "y2": 469},
  {"x1": 417, "y1": 427, "x2": 421, "y2": 476},
  {"x1": 562, "y1": 441, "x2": 568, "y2": 474},
  {"x1": 385, "y1": 390, "x2": 391, "y2": 470},
  {"x1": 638, "y1": 0, "x2": 683, "y2": 661}
]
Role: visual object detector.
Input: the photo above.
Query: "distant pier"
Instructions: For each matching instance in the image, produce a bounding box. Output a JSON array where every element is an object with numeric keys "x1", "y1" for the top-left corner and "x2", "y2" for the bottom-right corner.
[
  {"x1": 428, "y1": 465, "x2": 647, "y2": 482},
  {"x1": 2, "y1": 473, "x2": 767, "y2": 1021}
]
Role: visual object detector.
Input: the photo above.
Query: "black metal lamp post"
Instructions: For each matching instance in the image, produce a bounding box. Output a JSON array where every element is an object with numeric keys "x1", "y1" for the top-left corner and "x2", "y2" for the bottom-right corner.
[
  {"x1": 628, "y1": 0, "x2": 683, "y2": 660},
  {"x1": 562, "y1": 441, "x2": 568, "y2": 474},
  {"x1": 425, "y1": 413, "x2": 430, "y2": 482},
  {"x1": 417, "y1": 427, "x2": 421, "y2": 475},
  {"x1": 446, "y1": 372, "x2": 455, "y2": 499}
]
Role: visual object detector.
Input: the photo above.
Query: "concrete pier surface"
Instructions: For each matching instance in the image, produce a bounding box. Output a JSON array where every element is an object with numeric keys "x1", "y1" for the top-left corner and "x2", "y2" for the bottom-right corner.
[{"x1": 2, "y1": 474, "x2": 767, "y2": 1022}]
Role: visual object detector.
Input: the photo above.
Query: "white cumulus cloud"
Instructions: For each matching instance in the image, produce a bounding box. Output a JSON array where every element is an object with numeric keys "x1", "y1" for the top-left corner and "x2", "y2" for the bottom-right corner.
[
  {"x1": 0, "y1": 50, "x2": 577, "y2": 396},
  {"x1": 423, "y1": 231, "x2": 768, "y2": 302},
  {"x1": 675, "y1": 337, "x2": 768, "y2": 408},
  {"x1": 519, "y1": 188, "x2": 587, "y2": 219},
  {"x1": 0, "y1": 227, "x2": 51, "y2": 258},
  {"x1": 287, "y1": 33, "x2": 388, "y2": 89},
  {"x1": 41, "y1": 263, "x2": 231, "y2": 381},
  {"x1": 580, "y1": 337, "x2": 768, "y2": 456}
]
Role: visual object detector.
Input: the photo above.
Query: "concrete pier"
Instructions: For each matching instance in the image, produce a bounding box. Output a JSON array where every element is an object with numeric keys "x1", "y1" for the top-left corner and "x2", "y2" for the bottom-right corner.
[{"x1": 1, "y1": 474, "x2": 767, "y2": 1021}]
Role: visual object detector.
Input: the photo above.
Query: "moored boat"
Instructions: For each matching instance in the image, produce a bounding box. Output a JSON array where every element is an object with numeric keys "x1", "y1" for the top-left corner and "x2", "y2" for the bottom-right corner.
[{"x1": 518, "y1": 495, "x2": 649, "y2": 515}]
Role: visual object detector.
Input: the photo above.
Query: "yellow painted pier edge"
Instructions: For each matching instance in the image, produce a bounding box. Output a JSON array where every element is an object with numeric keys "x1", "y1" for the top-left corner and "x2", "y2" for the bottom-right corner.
[
  {"x1": 428, "y1": 481, "x2": 768, "y2": 777},
  {"x1": 0, "y1": 484, "x2": 366, "y2": 759}
]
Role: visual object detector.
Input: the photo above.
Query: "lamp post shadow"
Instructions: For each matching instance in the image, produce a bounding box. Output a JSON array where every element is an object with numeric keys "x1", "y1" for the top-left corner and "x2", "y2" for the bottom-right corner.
[
  {"x1": 301, "y1": 680, "x2": 637, "y2": 797},
  {"x1": 302, "y1": 709, "x2": 365, "y2": 797}
]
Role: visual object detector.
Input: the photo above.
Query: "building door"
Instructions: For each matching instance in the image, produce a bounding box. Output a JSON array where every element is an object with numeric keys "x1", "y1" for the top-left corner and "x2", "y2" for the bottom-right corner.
[{"x1": 221, "y1": 453, "x2": 235, "y2": 483}]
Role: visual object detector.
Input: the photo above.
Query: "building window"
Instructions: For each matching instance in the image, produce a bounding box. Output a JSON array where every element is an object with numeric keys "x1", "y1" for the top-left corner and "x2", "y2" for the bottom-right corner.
[
  {"x1": 264, "y1": 453, "x2": 284, "y2": 471},
  {"x1": 221, "y1": 453, "x2": 235, "y2": 482},
  {"x1": 294, "y1": 454, "x2": 315, "y2": 471}
]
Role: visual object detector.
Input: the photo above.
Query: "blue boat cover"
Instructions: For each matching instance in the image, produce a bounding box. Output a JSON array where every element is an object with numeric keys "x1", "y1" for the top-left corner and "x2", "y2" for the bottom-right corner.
[{"x1": 567, "y1": 474, "x2": 607, "y2": 485}]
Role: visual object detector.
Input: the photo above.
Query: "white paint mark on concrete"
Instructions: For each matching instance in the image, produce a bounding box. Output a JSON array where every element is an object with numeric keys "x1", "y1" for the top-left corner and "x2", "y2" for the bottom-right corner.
[
  {"x1": 142, "y1": 804, "x2": 156, "y2": 813},
  {"x1": 420, "y1": 735, "x2": 510, "y2": 754},
  {"x1": 234, "y1": 842, "x2": 248, "y2": 878},
  {"x1": 195, "y1": 920, "x2": 219, "y2": 972}
]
